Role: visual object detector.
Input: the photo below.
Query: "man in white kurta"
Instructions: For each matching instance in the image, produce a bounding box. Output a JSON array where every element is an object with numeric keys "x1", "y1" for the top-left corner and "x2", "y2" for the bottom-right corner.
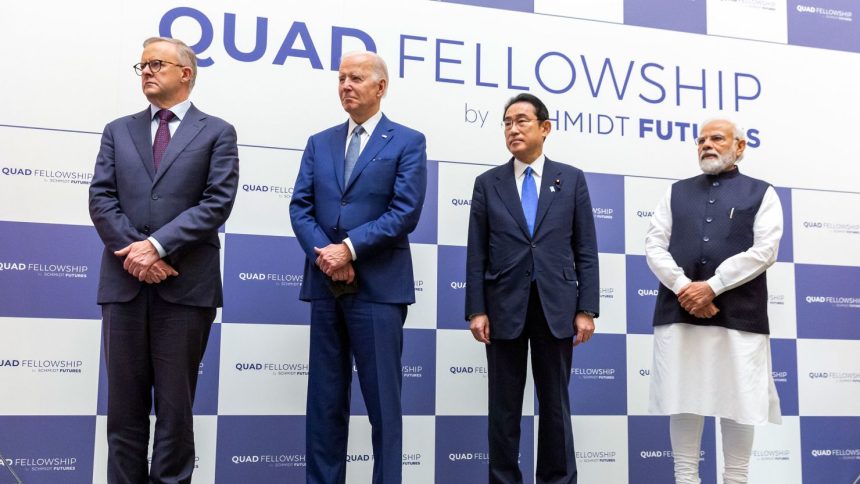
[{"x1": 645, "y1": 119, "x2": 783, "y2": 484}]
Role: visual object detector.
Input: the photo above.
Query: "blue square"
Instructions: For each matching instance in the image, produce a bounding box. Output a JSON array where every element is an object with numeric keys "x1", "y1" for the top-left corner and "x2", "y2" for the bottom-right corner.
[
  {"x1": 774, "y1": 187, "x2": 793, "y2": 262},
  {"x1": 788, "y1": 0, "x2": 860, "y2": 53},
  {"x1": 222, "y1": 234, "x2": 309, "y2": 324},
  {"x1": 437, "y1": 245, "x2": 467, "y2": 329},
  {"x1": 436, "y1": 416, "x2": 534, "y2": 483},
  {"x1": 215, "y1": 416, "x2": 306, "y2": 482},
  {"x1": 795, "y1": 264, "x2": 860, "y2": 340},
  {"x1": 412, "y1": 160, "x2": 438, "y2": 245},
  {"x1": 624, "y1": 0, "x2": 707, "y2": 34},
  {"x1": 0, "y1": 416, "x2": 95, "y2": 484},
  {"x1": 569, "y1": 334, "x2": 627, "y2": 415},
  {"x1": 770, "y1": 338, "x2": 798, "y2": 416},
  {"x1": 584, "y1": 172, "x2": 625, "y2": 254},
  {"x1": 438, "y1": 0, "x2": 533, "y2": 13},
  {"x1": 626, "y1": 255, "x2": 659, "y2": 334},
  {"x1": 0, "y1": 221, "x2": 101, "y2": 319},
  {"x1": 800, "y1": 417, "x2": 860, "y2": 483}
]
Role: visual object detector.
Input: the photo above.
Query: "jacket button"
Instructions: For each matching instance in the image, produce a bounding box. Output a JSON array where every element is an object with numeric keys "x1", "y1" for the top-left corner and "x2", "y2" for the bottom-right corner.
[
  {"x1": 531, "y1": 243, "x2": 537, "y2": 248},
  {"x1": 701, "y1": 259, "x2": 708, "y2": 264},
  {"x1": 151, "y1": 194, "x2": 159, "y2": 200},
  {"x1": 341, "y1": 200, "x2": 347, "y2": 206},
  {"x1": 143, "y1": 225, "x2": 150, "y2": 234},
  {"x1": 331, "y1": 226, "x2": 337, "y2": 231},
  {"x1": 712, "y1": 181, "x2": 720, "y2": 187},
  {"x1": 708, "y1": 199, "x2": 716, "y2": 204}
]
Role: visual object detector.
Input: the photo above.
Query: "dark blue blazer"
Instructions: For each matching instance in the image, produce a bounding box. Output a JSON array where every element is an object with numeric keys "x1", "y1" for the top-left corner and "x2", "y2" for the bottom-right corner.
[
  {"x1": 289, "y1": 114, "x2": 427, "y2": 304},
  {"x1": 89, "y1": 104, "x2": 240, "y2": 308},
  {"x1": 465, "y1": 158, "x2": 599, "y2": 339}
]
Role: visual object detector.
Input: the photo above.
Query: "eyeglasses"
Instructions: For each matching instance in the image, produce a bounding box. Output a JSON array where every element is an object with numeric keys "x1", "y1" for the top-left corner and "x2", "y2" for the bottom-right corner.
[
  {"x1": 695, "y1": 134, "x2": 732, "y2": 146},
  {"x1": 133, "y1": 59, "x2": 184, "y2": 75},
  {"x1": 502, "y1": 117, "x2": 539, "y2": 130}
]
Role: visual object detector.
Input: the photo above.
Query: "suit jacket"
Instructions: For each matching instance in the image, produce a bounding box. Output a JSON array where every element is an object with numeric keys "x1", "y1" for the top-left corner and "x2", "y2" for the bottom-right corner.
[
  {"x1": 89, "y1": 104, "x2": 240, "y2": 308},
  {"x1": 465, "y1": 158, "x2": 599, "y2": 339},
  {"x1": 289, "y1": 114, "x2": 427, "y2": 304}
]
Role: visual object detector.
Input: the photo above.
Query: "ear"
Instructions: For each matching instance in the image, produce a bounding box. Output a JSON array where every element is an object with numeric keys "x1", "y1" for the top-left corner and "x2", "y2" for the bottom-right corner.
[
  {"x1": 540, "y1": 119, "x2": 552, "y2": 137},
  {"x1": 377, "y1": 78, "x2": 387, "y2": 98},
  {"x1": 735, "y1": 138, "x2": 746, "y2": 158}
]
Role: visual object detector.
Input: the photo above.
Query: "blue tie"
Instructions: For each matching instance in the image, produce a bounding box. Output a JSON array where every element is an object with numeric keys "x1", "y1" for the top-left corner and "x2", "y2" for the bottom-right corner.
[
  {"x1": 522, "y1": 166, "x2": 537, "y2": 236},
  {"x1": 344, "y1": 125, "x2": 364, "y2": 184}
]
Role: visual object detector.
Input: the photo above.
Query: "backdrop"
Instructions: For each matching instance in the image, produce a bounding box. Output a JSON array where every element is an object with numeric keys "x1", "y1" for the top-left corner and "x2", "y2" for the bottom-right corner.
[{"x1": 1, "y1": 1, "x2": 859, "y2": 483}]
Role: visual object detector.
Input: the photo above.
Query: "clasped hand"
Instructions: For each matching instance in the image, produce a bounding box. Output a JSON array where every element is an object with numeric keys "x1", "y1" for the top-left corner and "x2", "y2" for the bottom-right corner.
[
  {"x1": 114, "y1": 240, "x2": 178, "y2": 284},
  {"x1": 314, "y1": 243, "x2": 355, "y2": 284},
  {"x1": 677, "y1": 281, "x2": 719, "y2": 318}
]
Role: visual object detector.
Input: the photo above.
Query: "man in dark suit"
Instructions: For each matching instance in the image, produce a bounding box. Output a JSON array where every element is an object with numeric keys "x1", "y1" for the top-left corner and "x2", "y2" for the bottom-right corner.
[
  {"x1": 465, "y1": 93, "x2": 599, "y2": 484},
  {"x1": 89, "y1": 37, "x2": 239, "y2": 483},
  {"x1": 289, "y1": 51, "x2": 427, "y2": 484}
]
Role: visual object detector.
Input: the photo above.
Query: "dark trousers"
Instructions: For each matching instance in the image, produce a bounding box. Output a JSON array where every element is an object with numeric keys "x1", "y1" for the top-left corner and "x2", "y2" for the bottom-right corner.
[
  {"x1": 305, "y1": 296, "x2": 407, "y2": 484},
  {"x1": 487, "y1": 284, "x2": 577, "y2": 484},
  {"x1": 102, "y1": 285, "x2": 215, "y2": 484}
]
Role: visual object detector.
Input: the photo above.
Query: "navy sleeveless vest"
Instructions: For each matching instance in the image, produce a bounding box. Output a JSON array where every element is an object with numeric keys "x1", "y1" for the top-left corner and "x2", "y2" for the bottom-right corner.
[{"x1": 652, "y1": 168, "x2": 772, "y2": 334}]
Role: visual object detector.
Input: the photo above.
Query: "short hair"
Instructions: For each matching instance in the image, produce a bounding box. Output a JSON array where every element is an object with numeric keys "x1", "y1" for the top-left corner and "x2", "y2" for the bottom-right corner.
[
  {"x1": 701, "y1": 118, "x2": 746, "y2": 161},
  {"x1": 143, "y1": 37, "x2": 198, "y2": 89},
  {"x1": 341, "y1": 51, "x2": 389, "y2": 96},
  {"x1": 503, "y1": 93, "x2": 549, "y2": 122}
]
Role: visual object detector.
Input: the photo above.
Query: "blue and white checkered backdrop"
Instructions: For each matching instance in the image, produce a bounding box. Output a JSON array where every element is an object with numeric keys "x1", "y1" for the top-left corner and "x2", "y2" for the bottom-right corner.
[{"x1": 1, "y1": 1, "x2": 859, "y2": 482}]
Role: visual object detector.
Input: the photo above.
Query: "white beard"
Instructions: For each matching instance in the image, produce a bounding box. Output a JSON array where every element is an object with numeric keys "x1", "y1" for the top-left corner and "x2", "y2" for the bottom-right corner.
[{"x1": 699, "y1": 151, "x2": 735, "y2": 174}]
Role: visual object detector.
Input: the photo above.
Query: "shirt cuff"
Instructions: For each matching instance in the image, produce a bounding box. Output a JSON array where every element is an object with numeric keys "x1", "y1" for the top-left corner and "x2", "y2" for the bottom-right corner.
[
  {"x1": 343, "y1": 238, "x2": 357, "y2": 261},
  {"x1": 147, "y1": 237, "x2": 167, "y2": 258},
  {"x1": 706, "y1": 275, "x2": 725, "y2": 297},
  {"x1": 671, "y1": 275, "x2": 692, "y2": 294}
]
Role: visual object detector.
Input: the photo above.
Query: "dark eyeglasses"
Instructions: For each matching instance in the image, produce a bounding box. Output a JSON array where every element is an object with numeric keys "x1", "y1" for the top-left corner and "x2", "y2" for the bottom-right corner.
[{"x1": 133, "y1": 59, "x2": 184, "y2": 75}]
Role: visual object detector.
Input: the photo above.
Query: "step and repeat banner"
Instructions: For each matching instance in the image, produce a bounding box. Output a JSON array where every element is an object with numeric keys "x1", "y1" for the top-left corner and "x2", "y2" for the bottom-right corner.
[{"x1": 1, "y1": 1, "x2": 859, "y2": 482}]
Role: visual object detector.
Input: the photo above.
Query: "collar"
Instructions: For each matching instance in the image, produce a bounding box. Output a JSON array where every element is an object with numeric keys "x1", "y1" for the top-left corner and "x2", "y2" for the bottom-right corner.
[
  {"x1": 514, "y1": 154, "x2": 545, "y2": 178},
  {"x1": 706, "y1": 165, "x2": 741, "y2": 180},
  {"x1": 150, "y1": 99, "x2": 192, "y2": 121},
  {"x1": 348, "y1": 110, "x2": 383, "y2": 137}
]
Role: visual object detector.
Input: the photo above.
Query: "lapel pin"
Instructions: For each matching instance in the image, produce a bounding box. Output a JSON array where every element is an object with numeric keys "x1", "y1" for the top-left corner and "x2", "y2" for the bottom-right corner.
[
  {"x1": 381, "y1": 134, "x2": 388, "y2": 139},
  {"x1": 552, "y1": 179, "x2": 562, "y2": 192}
]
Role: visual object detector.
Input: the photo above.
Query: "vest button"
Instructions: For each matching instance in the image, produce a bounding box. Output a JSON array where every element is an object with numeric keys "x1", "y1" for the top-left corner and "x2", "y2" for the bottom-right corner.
[
  {"x1": 703, "y1": 236, "x2": 710, "y2": 242},
  {"x1": 701, "y1": 259, "x2": 708, "y2": 265},
  {"x1": 708, "y1": 199, "x2": 715, "y2": 204},
  {"x1": 712, "y1": 181, "x2": 720, "y2": 187},
  {"x1": 706, "y1": 217, "x2": 713, "y2": 223}
]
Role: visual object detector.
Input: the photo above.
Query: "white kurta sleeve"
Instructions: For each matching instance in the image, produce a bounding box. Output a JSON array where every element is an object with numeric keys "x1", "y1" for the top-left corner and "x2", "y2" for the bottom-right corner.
[{"x1": 645, "y1": 185, "x2": 692, "y2": 294}]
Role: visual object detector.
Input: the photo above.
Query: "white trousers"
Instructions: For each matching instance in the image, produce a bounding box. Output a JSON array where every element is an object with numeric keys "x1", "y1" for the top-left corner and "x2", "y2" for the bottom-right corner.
[{"x1": 669, "y1": 413, "x2": 755, "y2": 484}]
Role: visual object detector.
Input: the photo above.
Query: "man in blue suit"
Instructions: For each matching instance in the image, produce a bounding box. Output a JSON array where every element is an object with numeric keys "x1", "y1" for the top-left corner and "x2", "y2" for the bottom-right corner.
[
  {"x1": 89, "y1": 37, "x2": 239, "y2": 483},
  {"x1": 289, "y1": 51, "x2": 427, "y2": 484},
  {"x1": 466, "y1": 93, "x2": 599, "y2": 484}
]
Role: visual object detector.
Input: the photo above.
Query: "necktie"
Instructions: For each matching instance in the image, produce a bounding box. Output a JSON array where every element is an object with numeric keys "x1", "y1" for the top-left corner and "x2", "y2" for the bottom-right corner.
[
  {"x1": 344, "y1": 125, "x2": 365, "y2": 184},
  {"x1": 522, "y1": 166, "x2": 538, "y2": 236},
  {"x1": 152, "y1": 109, "x2": 175, "y2": 171}
]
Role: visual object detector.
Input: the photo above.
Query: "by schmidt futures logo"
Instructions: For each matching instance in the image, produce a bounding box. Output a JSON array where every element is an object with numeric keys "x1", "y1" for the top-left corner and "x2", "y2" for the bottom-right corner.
[
  {"x1": 234, "y1": 361, "x2": 309, "y2": 376},
  {"x1": 2, "y1": 456, "x2": 78, "y2": 473},
  {"x1": 241, "y1": 183, "x2": 293, "y2": 199},
  {"x1": 0, "y1": 358, "x2": 83, "y2": 374},
  {"x1": 796, "y1": 4, "x2": 853, "y2": 21},
  {"x1": 238, "y1": 271, "x2": 302, "y2": 287},
  {"x1": 0, "y1": 260, "x2": 88, "y2": 279},
  {"x1": 1, "y1": 166, "x2": 92, "y2": 185},
  {"x1": 231, "y1": 453, "x2": 306, "y2": 468}
]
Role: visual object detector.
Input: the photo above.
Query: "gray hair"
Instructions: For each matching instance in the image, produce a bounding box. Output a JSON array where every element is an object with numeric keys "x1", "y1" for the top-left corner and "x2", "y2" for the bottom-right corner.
[
  {"x1": 143, "y1": 37, "x2": 198, "y2": 89},
  {"x1": 701, "y1": 118, "x2": 746, "y2": 162},
  {"x1": 341, "y1": 51, "x2": 389, "y2": 96}
]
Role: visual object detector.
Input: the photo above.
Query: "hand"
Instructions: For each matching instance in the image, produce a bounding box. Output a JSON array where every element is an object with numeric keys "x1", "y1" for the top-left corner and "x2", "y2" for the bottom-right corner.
[
  {"x1": 573, "y1": 312, "x2": 595, "y2": 347},
  {"x1": 469, "y1": 314, "x2": 490, "y2": 344},
  {"x1": 143, "y1": 260, "x2": 179, "y2": 284},
  {"x1": 314, "y1": 243, "x2": 352, "y2": 275},
  {"x1": 691, "y1": 302, "x2": 720, "y2": 319},
  {"x1": 677, "y1": 281, "x2": 716, "y2": 313},
  {"x1": 115, "y1": 240, "x2": 160, "y2": 280},
  {"x1": 330, "y1": 262, "x2": 355, "y2": 284}
]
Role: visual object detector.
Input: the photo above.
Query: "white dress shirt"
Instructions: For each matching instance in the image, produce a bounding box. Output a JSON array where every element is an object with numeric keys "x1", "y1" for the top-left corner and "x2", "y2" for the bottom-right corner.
[{"x1": 513, "y1": 155, "x2": 545, "y2": 202}]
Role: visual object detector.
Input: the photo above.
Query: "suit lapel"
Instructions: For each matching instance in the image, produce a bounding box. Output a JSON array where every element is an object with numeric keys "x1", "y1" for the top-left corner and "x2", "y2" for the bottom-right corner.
[
  {"x1": 533, "y1": 158, "x2": 560, "y2": 235},
  {"x1": 345, "y1": 114, "x2": 394, "y2": 192},
  {"x1": 329, "y1": 121, "x2": 349, "y2": 193},
  {"x1": 128, "y1": 107, "x2": 155, "y2": 181},
  {"x1": 493, "y1": 159, "x2": 531, "y2": 239},
  {"x1": 153, "y1": 104, "x2": 204, "y2": 185}
]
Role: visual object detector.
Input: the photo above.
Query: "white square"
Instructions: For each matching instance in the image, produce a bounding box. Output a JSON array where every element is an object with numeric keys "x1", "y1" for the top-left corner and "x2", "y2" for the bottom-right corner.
[
  {"x1": 0, "y1": 130, "x2": 96, "y2": 226},
  {"x1": 217, "y1": 323, "x2": 310, "y2": 415},
  {"x1": 716, "y1": 416, "x2": 801, "y2": 484},
  {"x1": 766, "y1": 262, "x2": 797, "y2": 339},
  {"x1": 707, "y1": 0, "x2": 788, "y2": 44},
  {"x1": 407, "y1": 243, "x2": 437, "y2": 329},
  {"x1": 597, "y1": 253, "x2": 626, "y2": 334},
  {"x1": 226, "y1": 147, "x2": 301, "y2": 237},
  {"x1": 624, "y1": 177, "x2": 673, "y2": 255},
  {"x1": 796, "y1": 339, "x2": 860, "y2": 416},
  {"x1": 437, "y1": 163, "x2": 494, "y2": 247},
  {"x1": 571, "y1": 415, "x2": 629, "y2": 483},
  {"x1": 343, "y1": 416, "x2": 436, "y2": 483},
  {"x1": 626, "y1": 333, "x2": 654, "y2": 416},
  {"x1": 0, "y1": 318, "x2": 101, "y2": 415},
  {"x1": 534, "y1": 0, "x2": 624, "y2": 23},
  {"x1": 792, "y1": 189, "x2": 860, "y2": 267}
]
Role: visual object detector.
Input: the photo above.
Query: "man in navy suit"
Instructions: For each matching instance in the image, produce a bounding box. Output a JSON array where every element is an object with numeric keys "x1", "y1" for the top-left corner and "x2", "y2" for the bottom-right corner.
[
  {"x1": 89, "y1": 37, "x2": 239, "y2": 483},
  {"x1": 466, "y1": 93, "x2": 599, "y2": 484},
  {"x1": 289, "y1": 51, "x2": 427, "y2": 484}
]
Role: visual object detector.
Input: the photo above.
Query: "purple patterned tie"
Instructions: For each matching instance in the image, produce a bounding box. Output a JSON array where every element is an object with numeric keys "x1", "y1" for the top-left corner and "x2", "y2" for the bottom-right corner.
[{"x1": 152, "y1": 109, "x2": 175, "y2": 171}]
